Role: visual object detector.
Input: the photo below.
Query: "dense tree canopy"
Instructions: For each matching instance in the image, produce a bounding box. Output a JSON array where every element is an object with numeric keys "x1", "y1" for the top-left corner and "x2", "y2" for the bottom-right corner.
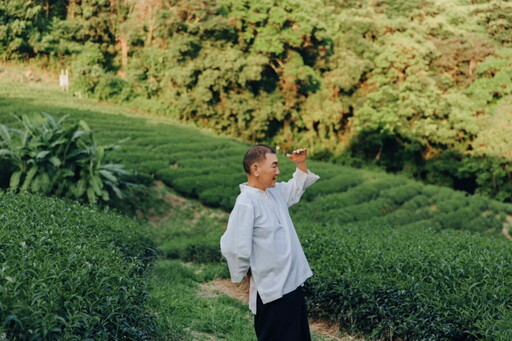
[{"x1": 1, "y1": 0, "x2": 511, "y2": 201}]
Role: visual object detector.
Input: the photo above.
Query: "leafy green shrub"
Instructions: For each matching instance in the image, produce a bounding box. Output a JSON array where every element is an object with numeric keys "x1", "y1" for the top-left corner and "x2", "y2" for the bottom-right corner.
[
  {"x1": 161, "y1": 233, "x2": 224, "y2": 263},
  {"x1": 301, "y1": 222, "x2": 512, "y2": 340},
  {"x1": 70, "y1": 43, "x2": 111, "y2": 97},
  {"x1": 302, "y1": 171, "x2": 363, "y2": 201},
  {"x1": 0, "y1": 191, "x2": 158, "y2": 340},
  {"x1": 379, "y1": 182, "x2": 423, "y2": 205},
  {"x1": 93, "y1": 74, "x2": 134, "y2": 102},
  {"x1": 0, "y1": 113, "x2": 127, "y2": 204},
  {"x1": 199, "y1": 186, "x2": 238, "y2": 210}
]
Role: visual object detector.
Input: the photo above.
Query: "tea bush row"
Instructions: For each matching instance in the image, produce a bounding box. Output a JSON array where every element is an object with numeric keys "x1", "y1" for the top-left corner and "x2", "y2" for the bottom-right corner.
[
  {"x1": 3, "y1": 102, "x2": 511, "y2": 235},
  {"x1": 300, "y1": 222, "x2": 512, "y2": 340},
  {"x1": 10, "y1": 108, "x2": 509, "y2": 239},
  {"x1": 293, "y1": 171, "x2": 512, "y2": 236},
  {"x1": 0, "y1": 191, "x2": 159, "y2": 340}
]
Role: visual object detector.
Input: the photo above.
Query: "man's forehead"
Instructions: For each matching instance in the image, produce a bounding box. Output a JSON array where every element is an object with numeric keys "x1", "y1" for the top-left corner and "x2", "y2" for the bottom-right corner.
[{"x1": 265, "y1": 153, "x2": 279, "y2": 163}]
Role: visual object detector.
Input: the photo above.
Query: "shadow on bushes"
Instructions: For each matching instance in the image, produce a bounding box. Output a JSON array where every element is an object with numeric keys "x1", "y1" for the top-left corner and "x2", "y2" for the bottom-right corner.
[{"x1": 331, "y1": 129, "x2": 511, "y2": 203}]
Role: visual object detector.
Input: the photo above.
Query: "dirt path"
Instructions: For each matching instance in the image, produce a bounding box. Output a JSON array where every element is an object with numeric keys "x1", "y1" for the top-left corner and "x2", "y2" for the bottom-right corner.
[{"x1": 200, "y1": 279, "x2": 360, "y2": 341}]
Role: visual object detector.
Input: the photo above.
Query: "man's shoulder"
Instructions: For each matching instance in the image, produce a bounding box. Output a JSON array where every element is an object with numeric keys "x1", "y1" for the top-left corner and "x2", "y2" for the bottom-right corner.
[{"x1": 235, "y1": 190, "x2": 258, "y2": 205}]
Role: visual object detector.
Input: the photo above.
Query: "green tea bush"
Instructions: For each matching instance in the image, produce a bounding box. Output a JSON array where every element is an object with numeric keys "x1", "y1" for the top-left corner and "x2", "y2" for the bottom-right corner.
[
  {"x1": 400, "y1": 193, "x2": 429, "y2": 210},
  {"x1": 322, "y1": 198, "x2": 394, "y2": 224},
  {"x1": 302, "y1": 172, "x2": 363, "y2": 201},
  {"x1": 379, "y1": 182, "x2": 423, "y2": 205},
  {"x1": 301, "y1": 222, "x2": 512, "y2": 340},
  {"x1": 161, "y1": 233, "x2": 224, "y2": 263},
  {"x1": 199, "y1": 186, "x2": 238, "y2": 210},
  {"x1": 0, "y1": 191, "x2": 159, "y2": 340}
]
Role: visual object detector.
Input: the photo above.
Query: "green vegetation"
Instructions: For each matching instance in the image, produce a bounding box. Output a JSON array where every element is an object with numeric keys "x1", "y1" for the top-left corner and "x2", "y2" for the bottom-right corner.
[
  {"x1": 149, "y1": 260, "x2": 255, "y2": 341},
  {"x1": 3, "y1": 79, "x2": 512, "y2": 339},
  {"x1": 303, "y1": 223, "x2": 512, "y2": 340},
  {"x1": 0, "y1": 191, "x2": 158, "y2": 340},
  {"x1": 0, "y1": 113, "x2": 127, "y2": 204},
  {"x1": 1, "y1": 0, "x2": 511, "y2": 202}
]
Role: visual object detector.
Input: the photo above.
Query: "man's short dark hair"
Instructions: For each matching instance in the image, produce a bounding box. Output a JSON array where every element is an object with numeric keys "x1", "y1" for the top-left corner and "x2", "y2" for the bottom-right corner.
[{"x1": 243, "y1": 144, "x2": 276, "y2": 174}]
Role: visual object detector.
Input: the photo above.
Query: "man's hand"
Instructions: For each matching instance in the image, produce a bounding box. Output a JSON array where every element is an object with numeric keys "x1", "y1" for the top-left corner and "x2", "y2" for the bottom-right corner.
[
  {"x1": 286, "y1": 148, "x2": 308, "y2": 172},
  {"x1": 245, "y1": 273, "x2": 251, "y2": 294}
]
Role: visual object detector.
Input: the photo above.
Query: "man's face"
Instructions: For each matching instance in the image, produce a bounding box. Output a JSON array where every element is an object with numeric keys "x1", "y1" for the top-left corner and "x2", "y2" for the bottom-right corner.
[{"x1": 256, "y1": 152, "x2": 280, "y2": 190}]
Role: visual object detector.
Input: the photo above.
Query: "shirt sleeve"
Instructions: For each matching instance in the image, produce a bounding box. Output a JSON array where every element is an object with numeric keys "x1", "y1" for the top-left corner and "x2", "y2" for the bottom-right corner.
[
  {"x1": 220, "y1": 202, "x2": 254, "y2": 283},
  {"x1": 276, "y1": 168, "x2": 320, "y2": 207}
]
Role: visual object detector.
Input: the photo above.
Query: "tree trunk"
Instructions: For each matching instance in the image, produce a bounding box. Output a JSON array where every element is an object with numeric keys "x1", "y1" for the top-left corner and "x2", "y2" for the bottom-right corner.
[
  {"x1": 67, "y1": 0, "x2": 75, "y2": 20},
  {"x1": 118, "y1": 35, "x2": 128, "y2": 78},
  {"x1": 147, "y1": 5, "x2": 154, "y2": 46}
]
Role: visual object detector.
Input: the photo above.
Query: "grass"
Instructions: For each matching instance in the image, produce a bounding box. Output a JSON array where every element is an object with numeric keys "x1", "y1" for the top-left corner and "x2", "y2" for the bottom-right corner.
[{"x1": 149, "y1": 259, "x2": 255, "y2": 341}]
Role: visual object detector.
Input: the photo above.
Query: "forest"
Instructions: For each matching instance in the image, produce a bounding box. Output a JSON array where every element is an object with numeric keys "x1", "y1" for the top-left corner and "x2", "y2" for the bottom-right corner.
[{"x1": 1, "y1": 0, "x2": 511, "y2": 202}]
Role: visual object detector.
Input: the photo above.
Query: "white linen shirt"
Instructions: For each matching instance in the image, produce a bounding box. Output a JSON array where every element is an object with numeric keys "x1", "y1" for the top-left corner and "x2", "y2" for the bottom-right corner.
[{"x1": 220, "y1": 168, "x2": 320, "y2": 314}]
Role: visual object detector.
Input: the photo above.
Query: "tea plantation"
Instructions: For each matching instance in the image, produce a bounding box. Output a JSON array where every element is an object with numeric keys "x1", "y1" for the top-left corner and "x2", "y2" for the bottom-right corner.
[
  {"x1": 0, "y1": 191, "x2": 158, "y2": 339},
  {"x1": 2, "y1": 81, "x2": 512, "y2": 339}
]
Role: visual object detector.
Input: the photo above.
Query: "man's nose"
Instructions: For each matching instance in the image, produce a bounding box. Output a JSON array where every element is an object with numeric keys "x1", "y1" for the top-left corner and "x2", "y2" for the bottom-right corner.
[{"x1": 276, "y1": 167, "x2": 280, "y2": 175}]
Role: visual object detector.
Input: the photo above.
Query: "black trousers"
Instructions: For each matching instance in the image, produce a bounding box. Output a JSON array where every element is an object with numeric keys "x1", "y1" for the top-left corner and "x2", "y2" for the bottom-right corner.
[{"x1": 254, "y1": 286, "x2": 312, "y2": 341}]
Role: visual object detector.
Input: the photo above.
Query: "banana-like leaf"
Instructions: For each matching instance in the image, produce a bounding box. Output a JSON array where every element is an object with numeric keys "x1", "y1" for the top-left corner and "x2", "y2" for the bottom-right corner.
[
  {"x1": 49, "y1": 156, "x2": 62, "y2": 167},
  {"x1": 101, "y1": 163, "x2": 128, "y2": 174},
  {"x1": 97, "y1": 146, "x2": 105, "y2": 162},
  {"x1": 0, "y1": 125, "x2": 11, "y2": 146},
  {"x1": 110, "y1": 184, "x2": 124, "y2": 199},
  {"x1": 21, "y1": 166, "x2": 39, "y2": 191},
  {"x1": 99, "y1": 169, "x2": 117, "y2": 182},
  {"x1": 73, "y1": 178, "x2": 86, "y2": 197},
  {"x1": 39, "y1": 173, "x2": 52, "y2": 193},
  {"x1": 72, "y1": 130, "x2": 87, "y2": 141},
  {"x1": 90, "y1": 175, "x2": 102, "y2": 194},
  {"x1": 36, "y1": 150, "x2": 51, "y2": 159},
  {"x1": 0, "y1": 149, "x2": 12, "y2": 157},
  {"x1": 30, "y1": 174, "x2": 42, "y2": 193},
  {"x1": 9, "y1": 171, "x2": 22, "y2": 190},
  {"x1": 79, "y1": 120, "x2": 91, "y2": 132},
  {"x1": 101, "y1": 190, "x2": 109, "y2": 201},
  {"x1": 55, "y1": 114, "x2": 70, "y2": 126},
  {"x1": 87, "y1": 188, "x2": 96, "y2": 204},
  {"x1": 41, "y1": 112, "x2": 58, "y2": 127},
  {"x1": 50, "y1": 139, "x2": 67, "y2": 147}
]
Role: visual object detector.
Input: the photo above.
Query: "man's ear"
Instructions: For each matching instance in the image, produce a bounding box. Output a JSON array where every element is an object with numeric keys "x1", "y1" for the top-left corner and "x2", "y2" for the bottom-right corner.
[{"x1": 251, "y1": 163, "x2": 259, "y2": 177}]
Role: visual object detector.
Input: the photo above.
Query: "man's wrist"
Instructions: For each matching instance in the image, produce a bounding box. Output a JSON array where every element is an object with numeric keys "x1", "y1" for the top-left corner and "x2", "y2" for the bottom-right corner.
[{"x1": 295, "y1": 161, "x2": 306, "y2": 164}]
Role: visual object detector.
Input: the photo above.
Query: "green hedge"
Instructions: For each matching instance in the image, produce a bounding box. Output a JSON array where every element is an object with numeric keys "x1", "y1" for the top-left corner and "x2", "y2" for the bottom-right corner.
[
  {"x1": 301, "y1": 222, "x2": 512, "y2": 340},
  {"x1": 0, "y1": 191, "x2": 158, "y2": 340}
]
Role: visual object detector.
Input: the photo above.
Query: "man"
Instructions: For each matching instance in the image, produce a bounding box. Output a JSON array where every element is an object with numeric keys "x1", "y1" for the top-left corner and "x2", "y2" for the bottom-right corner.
[{"x1": 220, "y1": 144, "x2": 320, "y2": 341}]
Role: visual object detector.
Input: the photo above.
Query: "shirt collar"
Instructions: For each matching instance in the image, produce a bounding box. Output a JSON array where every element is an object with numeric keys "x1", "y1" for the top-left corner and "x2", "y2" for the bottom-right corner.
[{"x1": 240, "y1": 183, "x2": 270, "y2": 198}]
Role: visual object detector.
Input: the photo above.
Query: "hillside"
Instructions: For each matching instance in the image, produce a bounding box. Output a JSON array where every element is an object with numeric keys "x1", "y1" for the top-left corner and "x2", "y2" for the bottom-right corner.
[
  {"x1": 2, "y1": 77, "x2": 512, "y2": 339},
  {"x1": 1, "y1": 0, "x2": 511, "y2": 202}
]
